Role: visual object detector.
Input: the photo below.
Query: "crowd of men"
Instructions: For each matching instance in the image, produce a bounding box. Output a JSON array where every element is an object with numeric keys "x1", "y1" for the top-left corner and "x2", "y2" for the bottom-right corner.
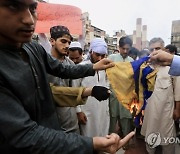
[{"x1": 0, "y1": 0, "x2": 179, "y2": 154}]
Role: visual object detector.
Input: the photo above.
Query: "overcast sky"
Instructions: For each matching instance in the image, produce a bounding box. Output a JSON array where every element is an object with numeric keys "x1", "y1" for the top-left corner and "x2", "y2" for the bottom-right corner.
[{"x1": 48, "y1": 0, "x2": 180, "y2": 44}]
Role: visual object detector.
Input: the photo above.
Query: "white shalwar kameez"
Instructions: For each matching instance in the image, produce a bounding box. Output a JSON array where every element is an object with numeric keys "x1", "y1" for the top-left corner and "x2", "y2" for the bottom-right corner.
[{"x1": 75, "y1": 60, "x2": 110, "y2": 137}]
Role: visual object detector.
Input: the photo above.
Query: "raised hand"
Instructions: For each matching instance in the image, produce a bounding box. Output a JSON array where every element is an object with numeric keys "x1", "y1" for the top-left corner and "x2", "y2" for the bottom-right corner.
[
  {"x1": 77, "y1": 112, "x2": 87, "y2": 124},
  {"x1": 149, "y1": 50, "x2": 173, "y2": 66},
  {"x1": 93, "y1": 132, "x2": 135, "y2": 153},
  {"x1": 93, "y1": 133, "x2": 120, "y2": 154}
]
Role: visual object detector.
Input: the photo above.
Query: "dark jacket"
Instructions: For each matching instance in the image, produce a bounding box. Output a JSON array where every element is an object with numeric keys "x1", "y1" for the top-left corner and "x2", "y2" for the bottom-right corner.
[{"x1": 0, "y1": 42, "x2": 95, "y2": 154}]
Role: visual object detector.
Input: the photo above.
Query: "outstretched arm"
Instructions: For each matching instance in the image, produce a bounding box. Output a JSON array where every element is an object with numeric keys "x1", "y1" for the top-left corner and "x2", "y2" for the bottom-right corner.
[{"x1": 51, "y1": 85, "x2": 111, "y2": 107}]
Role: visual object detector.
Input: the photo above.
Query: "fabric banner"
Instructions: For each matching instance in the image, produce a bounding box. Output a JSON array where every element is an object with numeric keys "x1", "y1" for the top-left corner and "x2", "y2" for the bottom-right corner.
[{"x1": 35, "y1": 2, "x2": 82, "y2": 35}]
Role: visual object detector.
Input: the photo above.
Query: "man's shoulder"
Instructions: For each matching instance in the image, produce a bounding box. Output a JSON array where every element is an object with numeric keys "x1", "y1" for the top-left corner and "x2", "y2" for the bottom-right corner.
[
  {"x1": 24, "y1": 41, "x2": 43, "y2": 50},
  {"x1": 108, "y1": 54, "x2": 120, "y2": 61},
  {"x1": 65, "y1": 57, "x2": 75, "y2": 65},
  {"x1": 80, "y1": 59, "x2": 91, "y2": 65},
  {"x1": 127, "y1": 56, "x2": 134, "y2": 62},
  {"x1": 23, "y1": 41, "x2": 46, "y2": 57},
  {"x1": 108, "y1": 53, "x2": 118, "y2": 59}
]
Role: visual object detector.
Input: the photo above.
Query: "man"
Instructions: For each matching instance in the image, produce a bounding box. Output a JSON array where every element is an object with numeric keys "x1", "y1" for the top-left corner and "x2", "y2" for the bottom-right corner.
[
  {"x1": 108, "y1": 37, "x2": 134, "y2": 147},
  {"x1": 49, "y1": 25, "x2": 80, "y2": 134},
  {"x1": 68, "y1": 41, "x2": 83, "y2": 64},
  {"x1": 76, "y1": 38, "x2": 110, "y2": 137},
  {"x1": 68, "y1": 41, "x2": 86, "y2": 126},
  {"x1": 141, "y1": 37, "x2": 180, "y2": 154},
  {"x1": 128, "y1": 47, "x2": 139, "y2": 60},
  {"x1": 0, "y1": 0, "x2": 134, "y2": 153}
]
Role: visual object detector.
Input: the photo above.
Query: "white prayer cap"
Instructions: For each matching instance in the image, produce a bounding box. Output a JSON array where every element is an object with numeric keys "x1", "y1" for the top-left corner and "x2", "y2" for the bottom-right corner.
[
  {"x1": 69, "y1": 41, "x2": 82, "y2": 49},
  {"x1": 89, "y1": 38, "x2": 107, "y2": 54}
]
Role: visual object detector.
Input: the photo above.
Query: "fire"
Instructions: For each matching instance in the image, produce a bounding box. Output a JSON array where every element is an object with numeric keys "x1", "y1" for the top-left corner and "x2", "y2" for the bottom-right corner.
[
  {"x1": 129, "y1": 99, "x2": 145, "y2": 126},
  {"x1": 129, "y1": 99, "x2": 139, "y2": 116}
]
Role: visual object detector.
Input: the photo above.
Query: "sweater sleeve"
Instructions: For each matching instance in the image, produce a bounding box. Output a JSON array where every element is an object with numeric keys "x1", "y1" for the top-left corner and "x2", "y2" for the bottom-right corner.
[
  {"x1": 50, "y1": 84, "x2": 87, "y2": 107},
  {"x1": 25, "y1": 42, "x2": 96, "y2": 79},
  {"x1": 0, "y1": 84, "x2": 93, "y2": 154}
]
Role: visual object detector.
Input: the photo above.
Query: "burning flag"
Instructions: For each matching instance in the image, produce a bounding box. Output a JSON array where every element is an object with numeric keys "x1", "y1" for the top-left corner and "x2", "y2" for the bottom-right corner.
[{"x1": 106, "y1": 56, "x2": 157, "y2": 117}]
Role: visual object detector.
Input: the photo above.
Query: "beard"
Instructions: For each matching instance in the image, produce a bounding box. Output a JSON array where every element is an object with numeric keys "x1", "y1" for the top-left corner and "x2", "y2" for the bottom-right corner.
[{"x1": 55, "y1": 48, "x2": 68, "y2": 57}]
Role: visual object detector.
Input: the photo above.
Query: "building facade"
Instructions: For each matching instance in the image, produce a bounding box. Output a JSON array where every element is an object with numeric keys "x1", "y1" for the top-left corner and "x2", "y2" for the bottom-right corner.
[
  {"x1": 132, "y1": 18, "x2": 148, "y2": 50},
  {"x1": 112, "y1": 30, "x2": 126, "y2": 49},
  {"x1": 82, "y1": 12, "x2": 112, "y2": 53},
  {"x1": 171, "y1": 20, "x2": 180, "y2": 54}
]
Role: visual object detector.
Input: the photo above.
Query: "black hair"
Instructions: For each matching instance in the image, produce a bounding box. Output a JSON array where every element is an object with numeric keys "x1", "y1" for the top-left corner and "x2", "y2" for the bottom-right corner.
[
  {"x1": 119, "y1": 36, "x2": 133, "y2": 47},
  {"x1": 129, "y1": 47, "x2": 139, "y2": 56},
  {"x1": 51, "y1": 32, "x2": 73, "y2": 41},
  {"x1": 165, "y1": 44, "x2": 177, "y2": 55},
  {"x1": 138, "y1": 49, "x2": 150, "y2": 58},
  {"x1": 69, "y1": 47, "x2": 83, "y2": 55}
]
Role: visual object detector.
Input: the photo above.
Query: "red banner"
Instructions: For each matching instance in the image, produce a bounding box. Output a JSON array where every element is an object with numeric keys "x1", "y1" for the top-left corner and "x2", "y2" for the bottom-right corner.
[{"x1": 35, "y1": 3, "x2": 82, "y2": 35}]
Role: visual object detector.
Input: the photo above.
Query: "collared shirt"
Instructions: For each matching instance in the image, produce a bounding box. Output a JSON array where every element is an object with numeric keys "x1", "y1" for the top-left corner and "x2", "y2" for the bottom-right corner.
[{"x1": 108, "y1": 53, "x2": 134, "y2": 62}]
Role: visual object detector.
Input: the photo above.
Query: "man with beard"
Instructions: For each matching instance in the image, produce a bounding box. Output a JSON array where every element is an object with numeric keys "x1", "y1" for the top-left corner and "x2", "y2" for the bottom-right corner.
[
  {"x1": 76, "y1": 38, "x2": 110, "y2": 137},
  {"x1": 68, "y1": 41, "x2": 84, "y2": 64}
]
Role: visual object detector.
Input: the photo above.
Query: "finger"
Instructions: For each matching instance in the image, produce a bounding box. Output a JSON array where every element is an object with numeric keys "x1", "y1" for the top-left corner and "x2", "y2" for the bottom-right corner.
[
  {"x1": 118, "y1": 131, "x2": 135, "y2": 148},
  {"x1": 149, "y1": 55, "x2": 159, "y2": 63},
  {"x1": 108, "y1": 134, "x2": 120, "y2": 153},
  {"x1": 105, "y1": 63, "x2": 115, "y2": 69},
  {"x1": 105, "y1": 134, "x2": 119, "y2": 146},
  {"x1": 105, "y1": 133, "x2": 119, "y2": 140},
  {"x1": 149, "y1": 50, "x2": 158, "y2": 57},
  {"x1": 107, "y1": 89, "x2": 112, "y2": 94},
  {"x1": 81, "y1": 118, "x2": 86, "y2": 124},
  {"x1": 106, "y1": 135, "x2": 111, "y2": 139},
  {"x1": 104, "y1": 58, "x2": 113, "y2": 63},
  {"x1": 84, "y1": 115, "x2": 87, "y2": 121}
]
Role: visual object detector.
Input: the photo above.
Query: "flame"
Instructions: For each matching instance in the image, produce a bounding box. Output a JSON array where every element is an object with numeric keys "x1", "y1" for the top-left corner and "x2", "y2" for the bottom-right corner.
[
  {"x1": 129, "y1": 99, "x2": 139, "y2": 116},
  {"x1": 140, "y1": 110, "x2": 145, "y2": 125},
  {"x1": 129, "y1": 99, "x2": 145, "y2": 126}
]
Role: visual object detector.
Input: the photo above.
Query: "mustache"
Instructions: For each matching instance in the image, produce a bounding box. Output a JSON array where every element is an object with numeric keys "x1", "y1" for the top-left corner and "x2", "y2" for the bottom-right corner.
[{"x1": 18, "y1": 26, "x2": 35, "y2": 32}]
